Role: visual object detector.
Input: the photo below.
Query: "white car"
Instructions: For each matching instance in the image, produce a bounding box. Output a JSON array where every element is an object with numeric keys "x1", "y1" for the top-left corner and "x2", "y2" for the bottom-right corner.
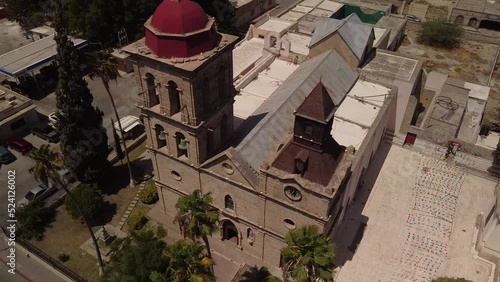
[
  {"x1": 405, "y1": 14, "x2": 421, "y2": 22},
  {"x1": 18, "y1": 183, "x2": 57, "y2": 207},
  {"x1": 48, "y1": 112, "x2": 59, "y2": 127}
]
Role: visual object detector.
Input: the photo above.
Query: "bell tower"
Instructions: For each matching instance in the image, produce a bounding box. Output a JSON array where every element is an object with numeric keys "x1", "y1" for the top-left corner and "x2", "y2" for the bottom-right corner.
[{"x1": 123, "y1": 0, "x2": 238, "y2": 165}]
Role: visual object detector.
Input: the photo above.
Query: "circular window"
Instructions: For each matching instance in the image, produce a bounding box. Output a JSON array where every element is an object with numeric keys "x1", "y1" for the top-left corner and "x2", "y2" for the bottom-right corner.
[
  {"x1": 222, "y1": 162, "x2": 234, "y2": 175},
  {"x1": 171, "y1": 171, "x2": 181, "y2": 181},
  {"x1": 283, "y1": 219, "x2": 296, "y2": 230},
  {"x1": 284, "y1": 186, "x2": 302, "y2": 201}
]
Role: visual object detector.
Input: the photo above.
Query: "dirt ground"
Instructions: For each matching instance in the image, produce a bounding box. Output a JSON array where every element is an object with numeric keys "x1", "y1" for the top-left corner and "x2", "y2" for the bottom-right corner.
[{"x1": 398, "y1": 25, "x2": 500, "y2": 124}]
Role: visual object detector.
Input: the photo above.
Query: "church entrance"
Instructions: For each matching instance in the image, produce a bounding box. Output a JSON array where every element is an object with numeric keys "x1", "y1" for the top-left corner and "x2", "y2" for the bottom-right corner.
[{"x1": 222, "y1": 220, "x2": 239, "y2": 244}]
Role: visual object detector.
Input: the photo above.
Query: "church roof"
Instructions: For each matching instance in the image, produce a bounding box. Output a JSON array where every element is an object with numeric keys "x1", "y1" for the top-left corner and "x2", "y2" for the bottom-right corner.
[
  {"x1": 151, "y1": 0, "x2": 209, "y2": 34},
  {"x1": 233, "y1": 50, "x2": 358, "y2": 172},
  {"x1": 296, "y1": 81, "x2": 335, "y2": 123},
  {"x1": 309, "y1": 14, "x2": 373, "y2": 60}
]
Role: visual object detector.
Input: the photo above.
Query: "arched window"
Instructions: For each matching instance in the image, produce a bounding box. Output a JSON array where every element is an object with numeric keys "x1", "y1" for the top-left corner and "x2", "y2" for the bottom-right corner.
[
  {"x1": 154, "y1": 124, "x2": 166, "y2": 149},
  {"x1": 455, "y1": 15, "x2": 464, "y2": 25},
  {"x1": 224, "y1": 195, "x2": 234, "y2": 210},
  {"x1": 218, "y1": 66, "x2": 227, "y2": 98},
  {"x1": 468, "y1": 18, "x2": 478, "y2": 27},
  {"x1": 145, "y1": 73, "x2": 159, "y2": 107},
  {"x1": 304, "y1": 123, "x2": 313, "y2": 139},
  {"x1": 167, "y1": 81, "x2": 181, "y2": 115},
  {"x1": 175, "y1": 132, "x2": 187, "y2": 158}
]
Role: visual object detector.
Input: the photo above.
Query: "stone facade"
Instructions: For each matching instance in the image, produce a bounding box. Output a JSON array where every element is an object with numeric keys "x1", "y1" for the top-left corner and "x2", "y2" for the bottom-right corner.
[{"x1": 450, "y1": 0, "x2": 500, "y2": 28}]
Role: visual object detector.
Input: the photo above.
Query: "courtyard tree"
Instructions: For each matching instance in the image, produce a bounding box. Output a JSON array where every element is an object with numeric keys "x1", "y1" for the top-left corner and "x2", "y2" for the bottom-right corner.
[
  {"x1": 240, "y1": 266, "x2": 283, "y2": 282},
  {"x1": 87, "y1": 49, "x2": 134, "y2": 186},
  {"x1": 280, "y1": 225, "x2": 336, "y2": 282},
  {"x1": 65, "y1": 184, "x2": 104, "y2": 220},
  {"x1": 174, "y1": 189, "x2": 219, "y2": 260},
  {"x1": 104, "y1": 230, "x2": 167, "y2": 282},
  {"x1": 150, "y1": 240, "x2": 214, "y2": 282},
  {"x1": 27, "y1": 144, "x2": 105, "y2": 272},
  {"x1": 193, "y1": 0, "x2": 237, "y2": 34},
  {"x1": 17, "y1": 200, "x2": 56, "y2": 241},
  {"x1": 5, "y1": 0, "x2": 49, "y2": 31},
  {"x1": 53, "y1": 0, "x2": 110, "y2": 185},
  {"x1": 418, "y1": 19, "x2": 463, "y2": 48}
]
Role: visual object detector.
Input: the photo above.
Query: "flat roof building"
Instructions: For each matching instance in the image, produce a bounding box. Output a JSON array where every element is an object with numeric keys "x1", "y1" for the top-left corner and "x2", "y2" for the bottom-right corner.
[{"x1": 0, "y1": 85, "x2": 39, "y2": 142}]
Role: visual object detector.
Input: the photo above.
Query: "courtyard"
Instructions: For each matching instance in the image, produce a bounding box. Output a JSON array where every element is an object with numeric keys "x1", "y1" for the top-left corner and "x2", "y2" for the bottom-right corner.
[{"x1": 334, "y1": 143, "x2": 497, "y2": 282}]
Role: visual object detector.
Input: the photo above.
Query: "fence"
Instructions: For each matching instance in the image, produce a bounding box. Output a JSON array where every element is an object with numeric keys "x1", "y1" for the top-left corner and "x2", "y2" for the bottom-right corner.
[{"x1": 1, "y1": 226, "x2": 87, "y2": 282}]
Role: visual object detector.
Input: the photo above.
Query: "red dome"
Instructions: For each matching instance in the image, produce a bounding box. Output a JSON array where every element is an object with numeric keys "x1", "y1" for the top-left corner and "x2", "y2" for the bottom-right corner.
[{"x1": 151, "y1": 0, "x2": 209, "y2": 34}]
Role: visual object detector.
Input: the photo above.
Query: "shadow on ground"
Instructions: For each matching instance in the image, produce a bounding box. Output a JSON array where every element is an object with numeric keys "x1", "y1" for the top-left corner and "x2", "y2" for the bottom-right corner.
[{"x1": 333, "y1": 142, "x2": 392, "y2": 267}]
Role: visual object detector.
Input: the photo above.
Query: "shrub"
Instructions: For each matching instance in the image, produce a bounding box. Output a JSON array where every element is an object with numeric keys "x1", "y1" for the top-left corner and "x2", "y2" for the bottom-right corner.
[
  {"x1": 58, "y1": 253, "x2": 70, "y2": 262},
  {"x1": 418, "y1": 19, "x2": 463, "y2": 48},
  {"x1": 65, "y1": 184, "x2": 104, "y2": 220},
  {"x1": 17, "y1": 201, "x2": 56, "y2": 241},
  {"x1": 128, "y1": 208, "x2": 149, "y2": 230},
  {"x1": 139, "y1": 180, "x2": 159, "y2": 204}
]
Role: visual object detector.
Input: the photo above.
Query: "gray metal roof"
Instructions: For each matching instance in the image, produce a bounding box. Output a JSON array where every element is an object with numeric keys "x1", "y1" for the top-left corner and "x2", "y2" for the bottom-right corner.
[
  {"x1": 0, "y1": 34, "x2": 87, "y2": 78},
  {"x1": 233, "y1": 51, "x2": 358, "y2": 172},
  {"x1": 309, "y1": 14, "x2": 373, "y2": 60}
]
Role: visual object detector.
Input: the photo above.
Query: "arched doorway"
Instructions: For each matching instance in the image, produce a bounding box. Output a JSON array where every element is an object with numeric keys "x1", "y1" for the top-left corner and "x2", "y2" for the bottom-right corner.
[
  {"x1": 221, "y1": 220, "x2": 239, "y2": 244},
  {"x1": 468, "y1": 18, "x2": 478, "y2": 27},
  {"x1": 455, "y1": 15, "x2": 464, "y2": 25},
  {"x1": 479, "y1": 20, "x2": 500, "y2": 31}
]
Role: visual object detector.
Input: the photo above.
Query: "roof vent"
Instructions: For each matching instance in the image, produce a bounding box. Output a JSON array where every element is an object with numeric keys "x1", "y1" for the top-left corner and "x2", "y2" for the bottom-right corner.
[
  {"x1": 8, "y1": 101, "x2": 17, "y2": 107},
  {"x1": 7, "y1": 95, "x2": 16, "y2": 101}
]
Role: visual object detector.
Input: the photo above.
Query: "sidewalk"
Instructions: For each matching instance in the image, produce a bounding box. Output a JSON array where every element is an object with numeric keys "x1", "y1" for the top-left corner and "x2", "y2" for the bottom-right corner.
[{"x1": 0, "y1": 234, "x2": 70, "y2": 282}]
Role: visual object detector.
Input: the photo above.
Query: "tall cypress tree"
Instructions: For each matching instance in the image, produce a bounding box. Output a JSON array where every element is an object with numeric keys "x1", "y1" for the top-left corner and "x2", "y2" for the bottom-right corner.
[{"x1": 53, "y1": 0, "x2": 110, "y2": 184}]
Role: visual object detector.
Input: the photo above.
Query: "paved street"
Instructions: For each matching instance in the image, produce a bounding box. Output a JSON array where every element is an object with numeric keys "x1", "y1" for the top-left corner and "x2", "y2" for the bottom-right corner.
[{"x1": 0, "y1": 19, "x2": 32, "y2": 56}]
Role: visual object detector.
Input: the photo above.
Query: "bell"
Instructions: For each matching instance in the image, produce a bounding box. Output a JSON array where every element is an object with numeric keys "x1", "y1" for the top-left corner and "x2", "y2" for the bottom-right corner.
[
  {"x1": 178, "y1": 138, "x2": 188, "y2": 150},
  {"x1": 158, "y1": 131, "x2": 166, "y2": 141}
]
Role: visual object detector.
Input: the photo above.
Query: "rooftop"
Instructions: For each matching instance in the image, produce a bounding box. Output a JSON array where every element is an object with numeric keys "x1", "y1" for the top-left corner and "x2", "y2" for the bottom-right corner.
[
  {"x1": 257, "y1": 18, "x2": 295, "y2": 34},
  {"x1": 361, "y1": 50, "x2": 421, "y2": 83},
  {"x1": 316, "y1": 1, "x2": 344, "y2": 12},
  {"x1": 232, "y1": 38, "x2": 265, "y2": 79},
  {"x1": 0, "y1": 85, "x2": 35, "y2": 122},
  {"x1": 286, "y1": 33, "x2": 311, "y2": 55},
  {"x1": 0, "y1": 34, "x2": 86, "y2": 78},
  {"x1": 123, "y1": 33, "x2": 238, "y2": 72},
  {"x1": 233, "y1": 50, "x2": 358, "y2": 172},
  {"x1": 372, "y1": 27, "x2": 389, "y2": 48},
  {"x1": 374, "y1": 15, "x2": 406, "y2": 45}
]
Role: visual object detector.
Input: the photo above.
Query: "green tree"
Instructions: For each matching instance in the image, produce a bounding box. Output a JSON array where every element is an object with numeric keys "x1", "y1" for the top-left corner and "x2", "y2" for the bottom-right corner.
[
  {"x1": 65, "y1": 184, "x2": 104, "y2": 220},
  {"x1": 104, "y1": 230, "x2": 167, "y2": 282},
  {"x1": 53, "y1": 0, "x2": 110, "y2": 185},
  {"x1": 150, "y1": 240, "x2": 214, "y2": 282},
  {"x1": 432, "y1": 278, "x2": 472, "y2": 282},
  {"x1": 194, "y1": 0, "x2": 237, "y2": 34},
  {"x1": 241, "y1": 266, "x2": 283, "y2": 282},
  {"x1": 111, "y1": 118, "x2": 124, "y2": 163},
  {"x1": 280, "y1": 225, "x2": 336, "y2": 282},
  {"x1": 27, "y1": 144, "x2": 105, "y2": 272},
  {"x1": 5, "y1": 0, "x2": 49, "y2": 31},
  {"x1": 17, "y1": 200, "x2": 56, "y2": 241},
  {"x1": 418, "y1": 19, "x2": 463, "y2": 48},
  {"x1": 174, "y1": 190, "x2": 219, "y2": 260},
  {"x1": 87, "y1": 49, "x2": 134, "y2": 186}
]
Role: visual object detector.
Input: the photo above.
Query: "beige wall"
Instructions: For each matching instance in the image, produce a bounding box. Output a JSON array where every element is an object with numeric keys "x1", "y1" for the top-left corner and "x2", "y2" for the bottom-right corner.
[
  {"x1": 0, "y1": 106, "x2": 39, "y2": 143},
  {"x1": 309, "y1": 33, "x2": 360, "y2": 69},
  {"x1": 235, "y1": 0, "x2": 277, "y2": 28}
]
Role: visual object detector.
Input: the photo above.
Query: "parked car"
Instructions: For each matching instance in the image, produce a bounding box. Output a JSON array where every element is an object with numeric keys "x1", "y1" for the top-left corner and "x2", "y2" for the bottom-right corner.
[
  {"x1": 0, "y1": 145, "x2": 16, "y2": 164},
  {"x1": 18, "y1": 183, "x2": 57, "y2": 207},
  {"x1": 57, "y1": 167, "x2": 76, "y2": 184},
  {"x1": 48, "y1": 112, "x2": 59, "y2": 127},
  {"x1": 405, "y1": 14, "x2": 421, "y2": 22},
  {"x1": 32, "y1": 124, "x2": 60, "y2": 143},
  {"x1": 7, "y1": 137, "x2": 33, "y2": 154}
]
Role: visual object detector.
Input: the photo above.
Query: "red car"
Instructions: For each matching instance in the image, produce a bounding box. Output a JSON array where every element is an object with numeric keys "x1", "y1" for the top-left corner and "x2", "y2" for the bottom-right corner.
[{"x1": 7, "y1": 137, "x2": 33, "y2": 154}]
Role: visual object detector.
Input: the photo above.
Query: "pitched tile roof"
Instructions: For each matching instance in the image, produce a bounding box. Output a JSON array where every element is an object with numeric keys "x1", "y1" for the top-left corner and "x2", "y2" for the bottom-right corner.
[
  {"x1": 296, "y1": 81, "x2": 335, "y2": 123},
  {"x1": 309, "y1": 14, "x2": 373, "y2": 60},
  {"x1": 233, "y1": 50, "x2": 358, "y2": 172}
]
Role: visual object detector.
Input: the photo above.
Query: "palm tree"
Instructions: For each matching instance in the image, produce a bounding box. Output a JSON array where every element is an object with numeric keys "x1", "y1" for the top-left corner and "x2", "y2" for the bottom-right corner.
[
  {"x1": 27, "y1": 144, "x2": 105, "y2": 274},
  {"x1": 280, "y1": 225, "x2": 336, "y2": 282},
  {"x1": 87, "y1": 49, "x2": 134, "y2": 186},
  {"x1": 174, "y1": 190, "x2": 219, "y2": 260},
  {"x1": 151, "y1": 240, "x2": 215, "y2": 282}
]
